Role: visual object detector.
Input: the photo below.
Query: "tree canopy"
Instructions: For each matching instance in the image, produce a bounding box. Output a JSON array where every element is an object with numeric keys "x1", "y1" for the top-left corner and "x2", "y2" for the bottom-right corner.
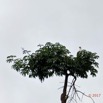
[{"x1": 7, "y1": 42, "x2": 99, "y2": 81}]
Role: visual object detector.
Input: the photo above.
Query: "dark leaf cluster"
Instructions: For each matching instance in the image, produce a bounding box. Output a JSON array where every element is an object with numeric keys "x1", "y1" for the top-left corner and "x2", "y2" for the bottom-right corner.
[{"x1": 7, "y1": 42, "x2": 99, "y2": 81}]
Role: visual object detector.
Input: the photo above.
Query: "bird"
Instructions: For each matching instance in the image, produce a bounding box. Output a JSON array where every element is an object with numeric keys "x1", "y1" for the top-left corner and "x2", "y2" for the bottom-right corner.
[{"x1": 79, "y1": 46, "x2": 82, "y2": 51}]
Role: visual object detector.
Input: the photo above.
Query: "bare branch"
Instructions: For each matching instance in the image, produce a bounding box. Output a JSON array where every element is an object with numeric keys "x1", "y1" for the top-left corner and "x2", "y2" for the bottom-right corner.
[
  {"x1": 65, "y1": 76, "x2": 95, "y2": 103},
  {"x1": 76, "y1": 90, "x2": 95, "y2": 103}
]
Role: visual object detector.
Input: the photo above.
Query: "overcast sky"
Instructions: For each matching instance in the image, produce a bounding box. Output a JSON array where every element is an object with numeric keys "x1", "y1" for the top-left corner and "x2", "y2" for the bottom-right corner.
[{"x1": 0, "y1": 0, "x2": 103, "y2": 103}]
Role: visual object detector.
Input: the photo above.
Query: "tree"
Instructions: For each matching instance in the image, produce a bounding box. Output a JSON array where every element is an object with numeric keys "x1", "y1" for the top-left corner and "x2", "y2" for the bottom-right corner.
[{"x1": 7, "y1": 42, "x2": 99, "y2": 103}]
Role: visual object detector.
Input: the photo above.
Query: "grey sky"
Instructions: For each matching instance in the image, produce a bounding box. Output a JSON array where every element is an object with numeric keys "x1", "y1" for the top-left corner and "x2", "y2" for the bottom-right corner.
[{"x1": 0, "y1": 0, "x2": 103, "y2": 103}]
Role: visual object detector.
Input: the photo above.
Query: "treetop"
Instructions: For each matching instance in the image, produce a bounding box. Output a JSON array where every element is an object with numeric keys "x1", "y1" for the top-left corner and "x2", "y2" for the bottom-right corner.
[{"x1": 7, "y1": 42, "x2": 99, "y2": 81}]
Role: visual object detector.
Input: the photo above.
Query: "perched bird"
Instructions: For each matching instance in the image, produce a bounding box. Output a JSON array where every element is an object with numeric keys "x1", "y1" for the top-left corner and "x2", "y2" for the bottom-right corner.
[{"x1": 79, "y1": 46, "x2": 82, "y2": 51}]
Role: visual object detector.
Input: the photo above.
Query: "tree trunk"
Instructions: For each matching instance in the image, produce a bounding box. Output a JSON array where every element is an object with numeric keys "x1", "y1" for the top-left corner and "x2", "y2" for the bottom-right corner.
[{"x1": 61, "y1": 74, "x2": 68, "y2": 103}]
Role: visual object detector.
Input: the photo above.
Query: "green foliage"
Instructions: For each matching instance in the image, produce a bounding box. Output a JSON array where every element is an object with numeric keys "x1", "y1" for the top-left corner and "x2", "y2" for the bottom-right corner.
[
  {"x1": 7, "y1": 42, "x2": 99, "y2": 81},
  {"x1": 74, "y1": 50, "x2": 99, "y2": 78}
]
